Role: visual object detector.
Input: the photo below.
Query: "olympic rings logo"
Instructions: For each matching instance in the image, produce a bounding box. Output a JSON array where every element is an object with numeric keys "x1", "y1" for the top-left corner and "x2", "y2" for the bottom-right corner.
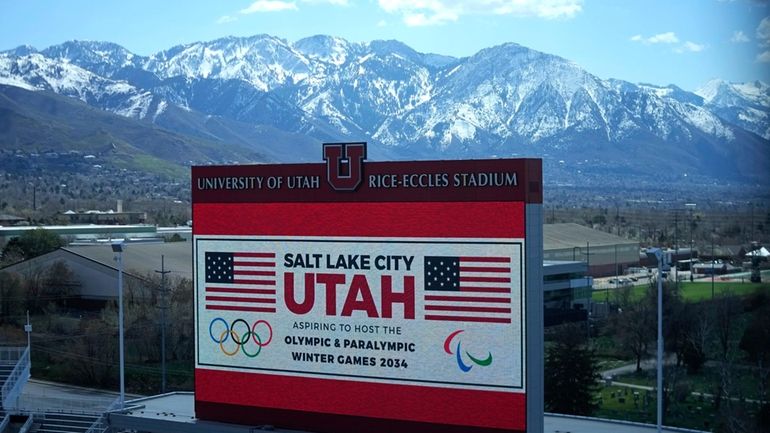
[
  {"x1": 209, "y1": 318, "x2": 273, "y2": 358},
  {"x1": 443, "y1": 330, "x2": 493, "y2": 372}
]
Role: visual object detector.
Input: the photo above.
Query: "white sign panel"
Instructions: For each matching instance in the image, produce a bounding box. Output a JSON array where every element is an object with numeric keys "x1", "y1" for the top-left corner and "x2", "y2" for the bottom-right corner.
[{"x1": 195, "y1": 236, "x2": 525, "y2": 392}]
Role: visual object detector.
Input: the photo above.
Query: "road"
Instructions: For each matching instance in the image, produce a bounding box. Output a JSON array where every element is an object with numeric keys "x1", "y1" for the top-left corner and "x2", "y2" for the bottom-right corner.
[
  {"x1": 545, "y1": 413, "x2": 705, "y2": 433},
  {"x1": 15, "y1": 379, "x2": 141, "y2": 414}
]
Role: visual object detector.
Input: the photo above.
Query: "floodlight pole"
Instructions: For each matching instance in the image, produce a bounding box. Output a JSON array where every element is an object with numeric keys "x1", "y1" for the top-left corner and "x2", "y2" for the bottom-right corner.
[
  {"x1": 155, "y1": 255, "x2": 171, "y2": 394},
  {"x1": 112, "y1": 242, "x2": 126, "y2": 409},
  {"x1": 711, "y1": 225, "x2": 715, "y2": 299},
  {"x1": 25, "y1": 311, "x2": 31, "y2": 367},
  {"x1": 685, "y1": 204, "x2": 696, "y2": 282},
  {"x1": 647, "y1": 248, "x2": 665, "y2": 433}
]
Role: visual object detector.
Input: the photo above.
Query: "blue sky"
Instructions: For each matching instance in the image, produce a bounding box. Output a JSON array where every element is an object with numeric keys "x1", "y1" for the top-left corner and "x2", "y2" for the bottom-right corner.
[{"x1": 1, "y1": 0, "x2": 768, "y2": 91}]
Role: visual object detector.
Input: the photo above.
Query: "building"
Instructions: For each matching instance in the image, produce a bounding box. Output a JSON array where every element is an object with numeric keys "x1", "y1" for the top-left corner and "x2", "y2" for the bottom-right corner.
[
  {"x1": 544, "y1": 223, "x2": 639, "y2": 277},
  {"x1": 0, "y1": 225, "x2": 160, "y2": 248},
  {"x1": 61, "y1": 200, "x2": 147, "y2": 225},
  {"x1": 2, "y1": 242, "x2": 593, "y2": 328},
  {"x1": 0, "y1": 242, "x2": 191, "y2": 302},
  {"x1": 543, "y1": 260, "x2": 593, "y2": 326},
  {"x1": 0, "y1": 213, "x2": 26, "y2": 226},
  {"x1": 62, "y1": 210, "x2": 147, "y2": 225}
]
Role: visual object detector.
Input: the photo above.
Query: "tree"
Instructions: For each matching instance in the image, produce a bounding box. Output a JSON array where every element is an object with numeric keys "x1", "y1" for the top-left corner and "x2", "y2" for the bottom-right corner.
[
  {"x1": 70, "y1": 316, "x2": 118, "y2": 387},
  {"x1": 1, "y1": 228, "x2": 65, "y2": 262},
  {"x1": 610, "y1": 292, "x2": 654, "y2": 372},
  {"x1": 0, "y1": 272, "x2": 22, "y2": 325},
  {"x1": 545, "y1": 323, "x2": 600, "y2": 416},
  {"x1": 739, "y1": 300, "x2": 770, "y2": 433},
  {"x1": 710, "y1": 291, "x2": 742, "y2": 413}
]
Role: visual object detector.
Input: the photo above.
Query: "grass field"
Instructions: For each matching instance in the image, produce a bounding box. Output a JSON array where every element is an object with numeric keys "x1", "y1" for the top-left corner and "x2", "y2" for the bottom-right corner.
[
  {"x1": 614, "y1": 366, "x2": 761, "y2": 400},
  {"x1": 595, "y1": 384, "x2": 719, "y2": 430},
  {"x1": 592, "y1": 281, "x2": 770, "y2": 303}
]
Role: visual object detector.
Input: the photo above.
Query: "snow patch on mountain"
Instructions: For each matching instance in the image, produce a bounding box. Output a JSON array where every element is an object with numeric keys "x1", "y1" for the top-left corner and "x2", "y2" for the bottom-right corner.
[{"x1": 696, "y1": 79, "x2": 770, "y2": 139}]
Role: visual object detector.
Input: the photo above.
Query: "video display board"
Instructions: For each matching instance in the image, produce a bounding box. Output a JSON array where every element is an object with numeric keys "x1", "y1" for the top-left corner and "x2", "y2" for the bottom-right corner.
[{"x1": 192, "y1": 143, "x2": 543, "y2": 433}]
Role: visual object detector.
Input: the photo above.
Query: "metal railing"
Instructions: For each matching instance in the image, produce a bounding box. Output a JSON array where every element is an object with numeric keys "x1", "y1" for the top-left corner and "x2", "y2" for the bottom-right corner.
[
  {"x1": 0, "y1": 346, "x2": 30, "y2": 411},
  {"x1": 15, "y1": 400, "x2": 107, "y2": 416},
  {"x1": 84, "y1": 396, "x2": 122, "y2": 433},
  {"x1": 0, "y1": 413, "x2": 10, "y2": 433},
  {"x1": 0, "y1": 347, "x2": 26, "y2": 363},
  {"x1": 17, "y1": 414, "x2": 33, "y2": 433}
]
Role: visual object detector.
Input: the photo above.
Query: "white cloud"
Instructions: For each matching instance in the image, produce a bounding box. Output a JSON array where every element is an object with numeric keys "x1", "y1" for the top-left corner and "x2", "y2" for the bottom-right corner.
[
  {"x1": 301, "y1": 0, "x2": 349, "y2": 5},
  {"x1": 648, "y1": 32, "x2": 679, "y2": 44},
  {"x1": 757, "y1": 17, "x2": 770, "y2": 46},
  {"x1": 675, "y1": 41, "x2": 706, "y2": 53},
  {"x1": 376, "y1": 19, "x2": 388, "y2": 27},
  {"x1": 377, "y1": 0, "x2": 582, "y2": 27},
  {"x1": 216, "y1": 15, "x2": 238, "y2": 24},
  {"x1": 631, "y1": 32, "x2": 705, "y2": 54},
  {"x1": 240, "y1": 0, "x2": 298, "y2": 14},
  {"x1": 630, "y1": 32, "x2": 679, "y2": 45},
  {"x1": 730, "y1": 30, "x2": 749, "y2": 43},
  {"x1": 757, "y1": 50, "x2": 770, "y2": 63}
]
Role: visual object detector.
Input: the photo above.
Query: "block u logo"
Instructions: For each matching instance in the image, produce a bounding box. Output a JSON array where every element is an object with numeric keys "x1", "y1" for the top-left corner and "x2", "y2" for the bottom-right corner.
[{"x1": 323, "y1": 142, "x2": 367, "y2": 191}]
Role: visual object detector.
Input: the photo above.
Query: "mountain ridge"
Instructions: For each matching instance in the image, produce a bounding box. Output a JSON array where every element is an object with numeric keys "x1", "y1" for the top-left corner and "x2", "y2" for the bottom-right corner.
[{"x1": 1, "y1": 35, "x2": 768, "y2": 184}]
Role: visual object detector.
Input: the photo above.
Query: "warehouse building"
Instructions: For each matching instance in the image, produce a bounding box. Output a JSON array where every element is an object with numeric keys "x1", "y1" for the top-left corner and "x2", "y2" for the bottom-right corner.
[{"x1": 544, "y1": 223, "x2": 640, "y2": 277}]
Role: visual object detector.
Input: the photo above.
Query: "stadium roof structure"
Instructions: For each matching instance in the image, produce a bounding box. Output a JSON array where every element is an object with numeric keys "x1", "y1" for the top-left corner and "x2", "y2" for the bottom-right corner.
[
  {"x1": 67, "y1": 242, "x2": 193, "y2": 280},
  {"x1": 108, "y1": 392, "x2": 706, "y2": 433},
  {"x1": 544, "y1": 223, "x2": 638, "y2": 250}
]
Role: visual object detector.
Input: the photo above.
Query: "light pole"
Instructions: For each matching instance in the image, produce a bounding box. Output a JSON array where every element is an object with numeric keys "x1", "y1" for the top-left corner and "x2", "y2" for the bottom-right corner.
[
  {"x1": 155, "y1": 255, "x2": 171, "y2": 394},
  {"x1": 685, "y1": 204, "x2": 696, "y2": 282},
  {"x1": 646, "y1": 248, "x2": 669, "y2": 433},
  {"x1": 711, "y1": 225, "x2": 716, "y2": 299},
  {"x1": 112, "y1": 241, "x2": 126, "y2": 408},
  {"x1": 24, "y1": 311, "x2": 32, "y2": 367}
]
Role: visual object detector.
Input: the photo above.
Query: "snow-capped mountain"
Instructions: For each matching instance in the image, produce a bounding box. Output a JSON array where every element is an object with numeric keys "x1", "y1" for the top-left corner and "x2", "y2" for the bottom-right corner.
[
  {"x1": 0, "y1": 53, "x2": 161, "y2": 119},
  {"x1": 696, "y1": 79, "x2": 770, "y2": 140},
  {"x1": 0, "y1": 35, "x2": 768, "y2": 183}
]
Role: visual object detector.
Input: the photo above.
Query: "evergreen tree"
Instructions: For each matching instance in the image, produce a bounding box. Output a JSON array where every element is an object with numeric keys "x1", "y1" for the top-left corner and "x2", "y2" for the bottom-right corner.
[
  {"x1": 2, "y1": 228, "x2": 65, "y2": 262},
  {"x1": 545, "y1": 323, "x2": 601, "y2": 416}
]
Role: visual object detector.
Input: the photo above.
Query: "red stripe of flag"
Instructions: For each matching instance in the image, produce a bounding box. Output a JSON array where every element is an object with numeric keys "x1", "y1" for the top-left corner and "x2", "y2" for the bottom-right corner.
[
  {"x1": 424, "y1": 315, "x2": 511, "y2": 324},
  {"x1": 459, "y1": 266, "x2": 510, "y2": 273},
  {"x1": 424, "y1": 305, "x2": 511, "y2": 313},
  {"x1": 460, "y1": 286, "x2": 510, "y2": 293},
  {"x1": 234, "y1": 261, "x2": 275, "y2": 267},
  {"x1": 206, "y1": 287, "x2": 276, "y2": 295},
  {"x1": 206, "y1": 305, "x2": 277, "y2": 313},
  {"x1": 424, "y1": 295, "x2": 510, "y2": 303},
  {"x1": 459, "y1": 256, "x2": 511, "y2": 263},
  {"x1": 234, "y1": 270, "x2": 276, "y2": 277},
  {"x1": 205, "y1": 296, "x2": 276, "y2": 304},
  {"x1": 232, "y1": 279, "x2": 276, "y2": 286},
  {"x1": 234, "y1": 252, "x2": 276, "y2": 258},
  {"x1": 460, "y1": 276, "x2": 511, "y2": 283}
]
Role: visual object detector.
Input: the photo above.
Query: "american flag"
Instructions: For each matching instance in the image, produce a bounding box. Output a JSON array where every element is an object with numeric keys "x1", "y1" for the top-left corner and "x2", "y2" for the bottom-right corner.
[
  {"x1": 204, "y1": 252, "x2": 277, "y2": 313},
  {"x1": 423, "y1": 256, "x2": 512, "y2": 324}
]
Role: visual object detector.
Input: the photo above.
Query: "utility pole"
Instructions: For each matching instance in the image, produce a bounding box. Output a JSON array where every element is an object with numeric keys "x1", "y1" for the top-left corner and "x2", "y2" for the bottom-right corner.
[
  {"x1": 586, "y1": 241, "x2": 591, "y2": 340},
  {"x1": 611, "y1": 244, "x2": 617, "y2": 305},
  {"x1": 645, "y1": 248, "x2": 669, "y2": 433},
  {"x1": 711, "y1": 224, "x2": 716, "y2": 299},
  {"x1": 155, "y1": 255, "x2": 171, "y2": 394},
  {"x1": 24, "y1": 311, "x2": 32, "y2": 367},
  {"x1": 674, "y1": 211, "x2": 679, "y2": 291},
  {"x1": 111, "y1": 241, "x2": 125, "y2": 408},
  {"x1": 685, "y1": 204, "x2": 696, "y2": 282}
]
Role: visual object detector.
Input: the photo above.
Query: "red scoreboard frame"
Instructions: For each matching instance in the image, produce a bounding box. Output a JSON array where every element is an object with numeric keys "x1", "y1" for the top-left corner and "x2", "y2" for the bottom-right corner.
[{"x1": 192, "y1": 143, "x2": 544, "y2": 433}]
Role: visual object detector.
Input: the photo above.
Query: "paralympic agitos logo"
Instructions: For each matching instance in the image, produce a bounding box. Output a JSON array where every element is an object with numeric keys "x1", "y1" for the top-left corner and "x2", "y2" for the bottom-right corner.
[{"x1": 443, "y1": 330, "x2": 493, "y2": 372}]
